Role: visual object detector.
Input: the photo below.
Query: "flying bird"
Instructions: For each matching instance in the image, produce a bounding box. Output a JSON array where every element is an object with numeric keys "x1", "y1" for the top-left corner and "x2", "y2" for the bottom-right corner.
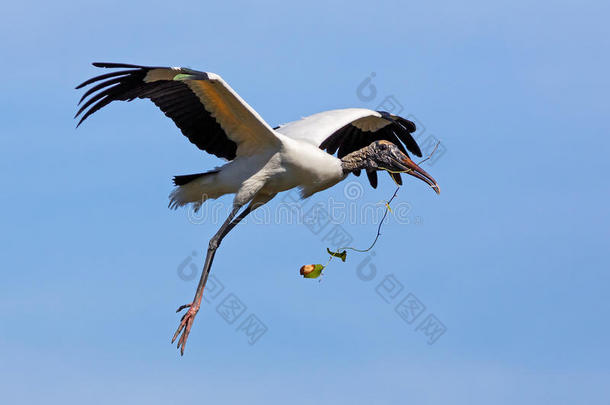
[{"x1": 75, "y1": 62, "x2": 440, "y2": 355}]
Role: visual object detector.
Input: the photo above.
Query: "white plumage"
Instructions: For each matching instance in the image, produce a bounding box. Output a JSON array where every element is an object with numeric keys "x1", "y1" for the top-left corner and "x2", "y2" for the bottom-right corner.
[
  {"x1": 75, "y1": 62, "x2": 439, "y2": 355},
  {"x1": 169, "y1": 124, "x2": 348, "y2": 209}
]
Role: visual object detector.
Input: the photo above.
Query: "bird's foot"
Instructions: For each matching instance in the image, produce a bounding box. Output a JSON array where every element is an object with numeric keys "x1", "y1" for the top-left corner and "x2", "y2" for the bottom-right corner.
[{"x1": 172, "y1": 302, "x2": 200, "y2": 356}]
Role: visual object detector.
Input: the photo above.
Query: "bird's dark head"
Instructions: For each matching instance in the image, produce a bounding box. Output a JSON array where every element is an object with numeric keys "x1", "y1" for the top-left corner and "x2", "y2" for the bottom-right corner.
[{"x1": 368, "y1": 140, "x2": 440, "y2": 194}]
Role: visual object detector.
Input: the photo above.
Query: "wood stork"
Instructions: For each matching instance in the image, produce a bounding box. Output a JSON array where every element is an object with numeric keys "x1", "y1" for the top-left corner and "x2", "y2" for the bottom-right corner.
[{"x1": 75, "y1": 62, "x2": 440, "y2": 355}]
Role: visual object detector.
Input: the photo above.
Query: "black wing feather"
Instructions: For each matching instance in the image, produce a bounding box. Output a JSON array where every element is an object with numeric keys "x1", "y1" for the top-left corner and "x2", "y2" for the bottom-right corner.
[
  {"x1": 337, "y1": 126, "x2": 358, "y2": 158},
  {"x1": 75, "y1": 63, "x2": 237, "y2": 161},
  {"x1": 366, "y1": 170, "x2": 378, "y2": 189},
  {"x1": 319, "y1": 112, "x2": 421, "y2": 188},
  {"x1": 74, "y1": 69, "x2": 137, "y2": 90}
]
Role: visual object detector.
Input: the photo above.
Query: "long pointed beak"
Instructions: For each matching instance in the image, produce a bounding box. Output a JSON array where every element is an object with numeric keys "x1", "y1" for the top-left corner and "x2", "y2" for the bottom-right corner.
[{"x1": 396, "y1": 156, "x2": 440, "y2": 194}]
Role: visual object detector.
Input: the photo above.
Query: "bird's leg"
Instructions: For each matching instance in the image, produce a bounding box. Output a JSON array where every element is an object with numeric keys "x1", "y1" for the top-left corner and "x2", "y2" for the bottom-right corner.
[{"x1": 172, "y1": 203, "x2": 254, "y2": 355}]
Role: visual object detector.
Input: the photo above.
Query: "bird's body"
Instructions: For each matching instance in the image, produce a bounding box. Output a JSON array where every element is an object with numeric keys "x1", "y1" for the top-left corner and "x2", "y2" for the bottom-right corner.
[
  {"x1": 170, "y1": 132, "x2": 345, "y2": 210},
  {"x1": 75, "y1": 63, "x2": 439, "y2": 355}
]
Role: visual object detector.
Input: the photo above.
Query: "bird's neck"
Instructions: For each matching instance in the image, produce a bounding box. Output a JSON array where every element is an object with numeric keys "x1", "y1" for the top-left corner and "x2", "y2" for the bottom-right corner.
[{"x1": 340, "y1": 147, "x2": 376, "y2": 174}]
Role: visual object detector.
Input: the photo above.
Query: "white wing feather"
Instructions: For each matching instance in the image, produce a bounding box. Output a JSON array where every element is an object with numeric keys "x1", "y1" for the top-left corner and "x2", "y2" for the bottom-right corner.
[{"x1": 275, "y1": 108, "x2": 391, "y2": 147}]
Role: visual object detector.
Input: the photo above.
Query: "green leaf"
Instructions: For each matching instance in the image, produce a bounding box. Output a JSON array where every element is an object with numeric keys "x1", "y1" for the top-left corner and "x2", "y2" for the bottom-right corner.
[
  {"x1": 173, "y1": 73, "x2": 194, "y2": 81},
  {"x1": 300, "y1": 264, "x2": 325, "y2": 279},
  {"x1": 326, "y1": 248, "x2": 347, "y2": 262}
]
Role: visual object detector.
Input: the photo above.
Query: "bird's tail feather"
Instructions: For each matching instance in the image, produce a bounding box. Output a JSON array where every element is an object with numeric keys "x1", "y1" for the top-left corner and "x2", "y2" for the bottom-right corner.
[
  {"x1": 168, "y1": 170, "x2": 224, "y2": 212},
  {"x1": 172, "y1": 170, "x2": 219, "y2": 186}
]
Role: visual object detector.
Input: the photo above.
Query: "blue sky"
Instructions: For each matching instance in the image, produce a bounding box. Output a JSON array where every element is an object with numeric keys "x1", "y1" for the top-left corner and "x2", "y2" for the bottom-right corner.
[{"x1": 1, "y1": 0, "x2": 609, "y2": 403}]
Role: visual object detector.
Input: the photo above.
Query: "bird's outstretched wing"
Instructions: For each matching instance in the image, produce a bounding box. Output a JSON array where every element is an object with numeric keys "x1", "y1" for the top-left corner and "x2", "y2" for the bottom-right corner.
[
  {"x1": 276, "y1": 108, "x2": 422, "y2": 188},
  {"x1": 75, "y1": 62, "x2": 279, "y2": 159}
]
